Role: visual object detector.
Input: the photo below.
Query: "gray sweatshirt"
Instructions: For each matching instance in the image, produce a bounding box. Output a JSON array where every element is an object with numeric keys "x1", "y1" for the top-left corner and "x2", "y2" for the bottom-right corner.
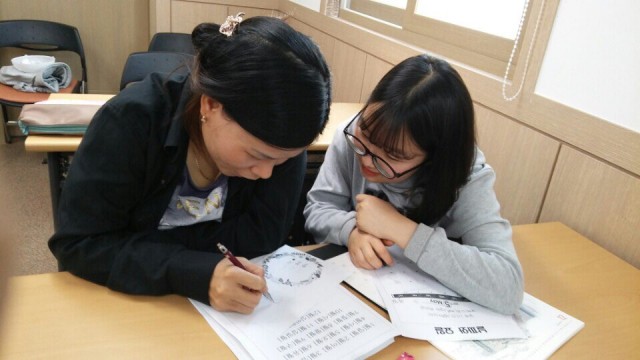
[{"x1": 304, "y1": 121, "x2": 524, "y2": 314}]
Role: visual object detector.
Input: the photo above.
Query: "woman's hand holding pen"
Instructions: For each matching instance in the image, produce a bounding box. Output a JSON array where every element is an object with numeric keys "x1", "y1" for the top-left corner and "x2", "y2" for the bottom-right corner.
[
  {"x1": 355, "y1": 194, "x2": 418, "y2": 249},
  {"x1": 209, "y1": 257, "x2": 267, "y2": 314}
]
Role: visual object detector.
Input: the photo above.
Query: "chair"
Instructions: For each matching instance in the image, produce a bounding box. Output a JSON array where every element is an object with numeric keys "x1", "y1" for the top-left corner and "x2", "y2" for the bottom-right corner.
[
  {"x1": 148, "y1": 32, "x2": 195, "y2": 55},
  {"x1": 119, "y1": 51, "x2": 193, "y2": 91},
  {"x1": 0, "y1": 19, "x2": 88, "y2": 143},
  {"x1": 286, "y1": 151, "x2": 323, "y2": 246}
]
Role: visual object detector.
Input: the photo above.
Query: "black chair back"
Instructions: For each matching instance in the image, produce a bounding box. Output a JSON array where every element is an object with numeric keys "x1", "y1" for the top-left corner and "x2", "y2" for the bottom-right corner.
[
  {"x1": 148, "y1": 32, "x2": 195, "y2": 55},
  {"x1": 119, "y1": 51, "x2": 193, "y2": 90}
]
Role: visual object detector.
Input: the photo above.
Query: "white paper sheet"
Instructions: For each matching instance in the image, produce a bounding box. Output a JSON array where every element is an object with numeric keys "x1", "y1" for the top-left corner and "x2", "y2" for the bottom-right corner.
[
  {"x1": 430, "y1": 293, "x2": 584, "y2": 359},
  {"x1": 330, "y1": 247, "x2": 527, "y2": 341},
  {"x1": 326, "y1": 253, "x2": 385, "y2": 308},
  {"x1": 375, "y1": 258, "x2": 526, "y2": 341},
  {"x1": 219, "y1": 245, "x2": 349, "y2": 336},
  {"x1": 191, "y1": 245, "x2": 400, "y2": 359},
  {"x1": 191, "y1": 299, "x2": 254, "y2": 359}
]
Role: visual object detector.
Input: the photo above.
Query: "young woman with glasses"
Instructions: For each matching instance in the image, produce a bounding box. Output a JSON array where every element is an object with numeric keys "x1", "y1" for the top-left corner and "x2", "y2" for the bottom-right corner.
[
  {"x1": 49, "y1": 16, "x2": 331, "y2": 314},
  {"x1": 304, "y1": 54, "x2": 523, "y2": 314}
]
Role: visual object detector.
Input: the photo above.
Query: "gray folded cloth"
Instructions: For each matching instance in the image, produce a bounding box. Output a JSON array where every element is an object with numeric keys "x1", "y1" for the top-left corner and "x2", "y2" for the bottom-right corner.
[{"x1": 0, "y1": 62, "x2": 72, "y2": 93}]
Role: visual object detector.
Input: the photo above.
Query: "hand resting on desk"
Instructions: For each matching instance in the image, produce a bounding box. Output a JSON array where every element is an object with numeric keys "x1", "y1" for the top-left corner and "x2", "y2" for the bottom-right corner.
[
  {"x1": 347, "y1": 227, "x2": 394, "y2": 270},
  {"x1": 347, "y1": 193, "x2": 419, "y2": 270}
]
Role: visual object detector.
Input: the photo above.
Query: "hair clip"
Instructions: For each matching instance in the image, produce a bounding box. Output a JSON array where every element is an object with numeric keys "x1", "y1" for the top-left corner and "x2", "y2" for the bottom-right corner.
[{"x1": 219, "y1": 12, "x2": 245, "y2": 37}]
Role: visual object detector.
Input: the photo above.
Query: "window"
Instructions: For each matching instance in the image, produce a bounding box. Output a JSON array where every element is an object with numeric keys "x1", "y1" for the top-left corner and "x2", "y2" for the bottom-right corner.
[{"x1": 340, "y1": 0, "x2": 529, "y2": 76}]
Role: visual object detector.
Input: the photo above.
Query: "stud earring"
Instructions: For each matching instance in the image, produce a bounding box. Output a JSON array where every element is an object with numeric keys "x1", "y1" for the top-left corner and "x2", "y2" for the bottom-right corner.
[{"x1": 200, "y1": 115, "x2": 206, "y2": 123}]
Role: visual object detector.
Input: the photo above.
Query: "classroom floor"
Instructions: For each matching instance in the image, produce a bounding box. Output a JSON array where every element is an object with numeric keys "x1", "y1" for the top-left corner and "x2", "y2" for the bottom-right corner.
[{"x1": 0, "y1": 136, "x2": 58, "y2": 275}]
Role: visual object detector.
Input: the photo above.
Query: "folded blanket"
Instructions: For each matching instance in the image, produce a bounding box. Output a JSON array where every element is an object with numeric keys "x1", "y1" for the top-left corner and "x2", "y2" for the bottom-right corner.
[{"x1": 0, "y1": 62, "x2": 72, "y2": 93}]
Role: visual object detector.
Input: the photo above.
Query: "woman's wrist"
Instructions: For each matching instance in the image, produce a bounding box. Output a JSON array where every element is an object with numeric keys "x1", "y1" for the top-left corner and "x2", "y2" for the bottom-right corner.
[{"x1": 387, "y1": 216, "x2": 418, "y2": 249}]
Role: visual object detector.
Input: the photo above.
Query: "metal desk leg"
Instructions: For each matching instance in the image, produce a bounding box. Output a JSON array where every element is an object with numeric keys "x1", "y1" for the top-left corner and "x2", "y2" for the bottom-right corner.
[
  {"x1": 2, "y1": 104, "x2": 12, "y2": 144},
  {"x1": 47, "y1": 152, "x2": 62, "y2": 230}
]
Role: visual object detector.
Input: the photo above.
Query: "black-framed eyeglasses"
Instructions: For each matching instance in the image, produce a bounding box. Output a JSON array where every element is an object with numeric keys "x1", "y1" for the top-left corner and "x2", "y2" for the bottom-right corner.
[{"x1": 343, "y1": 116, "x2": 423, "y2": 179}]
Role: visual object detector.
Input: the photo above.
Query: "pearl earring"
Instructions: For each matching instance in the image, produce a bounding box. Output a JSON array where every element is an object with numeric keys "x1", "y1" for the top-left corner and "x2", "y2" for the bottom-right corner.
[{"x1": 200, "y1": 115, "x2": 206, "y2": 123}]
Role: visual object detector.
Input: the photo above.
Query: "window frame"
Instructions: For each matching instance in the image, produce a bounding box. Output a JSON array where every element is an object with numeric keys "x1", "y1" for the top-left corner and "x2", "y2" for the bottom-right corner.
[{"x1": 341, "y1": 0, "x2": 528, "y2": 76}]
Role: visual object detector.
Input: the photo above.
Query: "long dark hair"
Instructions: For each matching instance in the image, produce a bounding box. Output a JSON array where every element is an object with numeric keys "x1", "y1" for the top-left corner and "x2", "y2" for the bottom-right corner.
[
  {"x1": 185, "y1": 17, "x2": 332, "y2": 152},
  {"x1": 361, "y1": 54, "x2": 476, "y2": 225}
]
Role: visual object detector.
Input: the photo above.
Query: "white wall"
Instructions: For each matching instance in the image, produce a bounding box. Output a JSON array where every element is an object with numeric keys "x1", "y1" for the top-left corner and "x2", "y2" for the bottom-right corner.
[{"x1": 535, "y1": 0, "x2": 640, "y2": 133}]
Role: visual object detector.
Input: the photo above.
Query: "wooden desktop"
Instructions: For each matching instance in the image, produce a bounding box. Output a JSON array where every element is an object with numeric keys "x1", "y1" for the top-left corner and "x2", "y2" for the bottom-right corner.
[
  {"x1": 2, "y1": 222, "x2": 639, "y2": 359},
  {"x1": 24, "y1": 95, "x2": 362, "y2": 152}
]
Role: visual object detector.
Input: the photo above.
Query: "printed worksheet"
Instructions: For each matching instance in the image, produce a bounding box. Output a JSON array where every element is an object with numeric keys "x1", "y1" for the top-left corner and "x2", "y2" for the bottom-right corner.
[
  {"x1": 220, "y1": 245, "x2": 349, "y2": 336},
  {"x1": 329, "y1": 248, "x2": 583, "y2": 355},
  {"x1": 191, "y1": 245, "x2": 400, "y2": 360},
  {"x1": 326, "y1": 253, "x2": 385, "y2": 308},
  {"x1": 373, "y1": 249, "x2": 526, "y2": 341},
  {"x1": 430, "y1": 293, "x2": 584, "y2": 359},
  {"x1": 327, "y1": 246, "x2": 526, "y2": 341}
]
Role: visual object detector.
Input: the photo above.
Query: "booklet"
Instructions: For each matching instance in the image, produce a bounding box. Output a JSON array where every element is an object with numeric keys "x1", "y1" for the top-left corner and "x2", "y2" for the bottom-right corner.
[
  {"x1": 430, "y1": 294, "x2": 584, "y2": 360},
  {"x1": 327, "y1": 250, "x2": 526, "y2": 341},
  {"x1": 373, "y1": 256, "x2": 526, "y2": 341},
  {"x1": 191, "y1": 245, "x2": 400, "y2": 360},
  {"x1": 326, "y1": 251, "x2": 584, "y2": 358}
]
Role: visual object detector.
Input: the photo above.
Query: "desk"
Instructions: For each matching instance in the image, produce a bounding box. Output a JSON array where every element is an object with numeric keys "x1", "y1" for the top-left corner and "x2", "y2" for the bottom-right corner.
[
  {"x1": 2, "y1": 222, "x2": 639, "y2": 359},
  {"x1": 23, "y1": 94, "x2": 114, "y2": 224},
  {"x1": 24, "y1": 98, "x2": 363, "y2": 229}
]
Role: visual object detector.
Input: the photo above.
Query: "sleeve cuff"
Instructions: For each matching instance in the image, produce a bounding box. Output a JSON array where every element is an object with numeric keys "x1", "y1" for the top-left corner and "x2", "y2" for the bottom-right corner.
[
  {"x1": 337, "y1": 216, "x2": 357, "y2": 246},
  {"x1": 168, "y1": 250, "x2": 221, "y2": 305},
  {"x1": 404, "y1": 223, "x2": 434, "y2": 263}
]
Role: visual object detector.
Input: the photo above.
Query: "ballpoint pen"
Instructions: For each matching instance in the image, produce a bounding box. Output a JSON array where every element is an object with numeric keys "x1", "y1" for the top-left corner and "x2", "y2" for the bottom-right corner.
[{"x1": 216, "y1": 243, "x2": 275, "y2": 302}]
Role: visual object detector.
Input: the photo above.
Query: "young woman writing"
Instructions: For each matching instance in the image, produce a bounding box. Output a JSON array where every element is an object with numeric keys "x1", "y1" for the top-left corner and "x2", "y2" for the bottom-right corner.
[{"x1": 50, "y1": 15, "x2": 331, "y2": 314}]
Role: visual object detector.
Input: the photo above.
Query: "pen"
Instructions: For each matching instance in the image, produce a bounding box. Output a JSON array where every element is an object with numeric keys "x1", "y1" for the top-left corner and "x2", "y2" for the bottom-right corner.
[{"x1": 216, "y1": 243, "x2": 274, "y2": 302}]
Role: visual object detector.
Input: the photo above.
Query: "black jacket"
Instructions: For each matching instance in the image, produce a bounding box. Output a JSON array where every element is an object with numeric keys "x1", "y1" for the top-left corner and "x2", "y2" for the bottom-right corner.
[{"x1": 49, "y1": 73, "x2": 306, "y2": 304}]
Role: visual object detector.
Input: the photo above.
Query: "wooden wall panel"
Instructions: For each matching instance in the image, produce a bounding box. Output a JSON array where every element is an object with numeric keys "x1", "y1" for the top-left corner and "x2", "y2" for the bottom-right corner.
[
  {"x1": 170, "y1": 1, "x2": 227, "y2": 33},
  {"x1": 288, "y1": 19, "x2": 336, "y2": 69},
  {"x1": 475, "y1": 105, "x2": 560, "y2": 225},
  {"x1": 168, "y1": 2, "x2": 286, "y2": 39},
  {"x1": 359, "y1": 55, "x2": 392, "y2": 102},
  {"x1": 169, "y1": 1, "x2": 285, "y2": 35},
  {"x1": 540, "y1": 146, "x2": 640, "y2": 268},
  {"x1": 228, "y1": 6, "x2": 284, "y2": 19},
  {"x1": 150, "y1": 0, "x2": 171, "y2": 33},
  {"x1": 330, "y1": 40, "x2": 366, "y2": 102}
]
